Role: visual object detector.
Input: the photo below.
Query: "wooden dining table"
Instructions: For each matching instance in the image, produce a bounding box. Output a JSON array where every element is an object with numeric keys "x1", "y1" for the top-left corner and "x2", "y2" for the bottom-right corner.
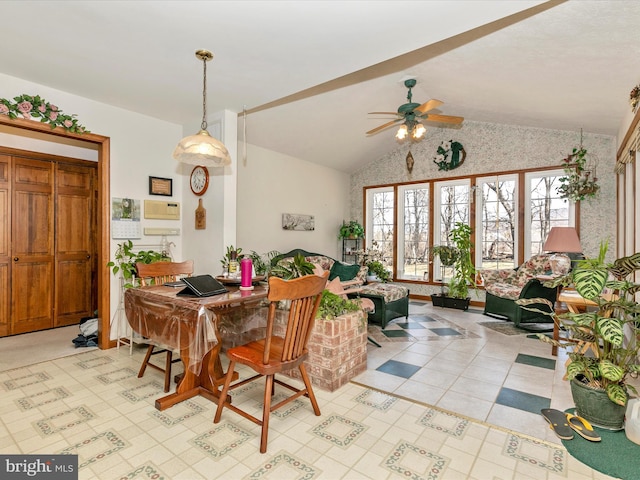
[{"x1": 124, "y1": 284, "x2": 268, "y2": 410}]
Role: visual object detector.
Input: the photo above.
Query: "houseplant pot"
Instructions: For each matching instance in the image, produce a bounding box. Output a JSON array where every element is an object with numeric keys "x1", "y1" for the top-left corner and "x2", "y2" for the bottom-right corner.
[
  {"x1": 570, "y1": 376, "x2": 626, "y2": 430},
  {"x1": 430, "y1": 293, "x2": 469, "y2": 310},
  {"x1": 338, "y1": 220, "x2": 365, "y2": 240},
  {"x1": 518, "y1": 241, "x2": 640, "y2": 428}
]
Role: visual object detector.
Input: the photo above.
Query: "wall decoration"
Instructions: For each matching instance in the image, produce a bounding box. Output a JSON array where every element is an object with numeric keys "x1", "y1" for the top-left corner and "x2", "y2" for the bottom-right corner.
[
  {"x1": 149, "y1": 176, "x2": 173, "y2": 196},
  {"x1": 630, "y1": 84, "x2": 640, "y2": 112},
  {"x1": 0, "y1": 94, "x2": 88, "y2": 133},
  {"x1": 406, "y1": 151, "x2": 415, "y2": 173},
  {"x1": 433, "y1": 140, "x2": 466, "y2": 171},
  {"x1": 282, "y1": 213, "x2": 315, "y2": 231},
  {"x1": 195, "y1": 199, "x2": 206, "y2": 230},
  {"x1": 111, "y1": 197, "x2": 141, "y2": 239}
]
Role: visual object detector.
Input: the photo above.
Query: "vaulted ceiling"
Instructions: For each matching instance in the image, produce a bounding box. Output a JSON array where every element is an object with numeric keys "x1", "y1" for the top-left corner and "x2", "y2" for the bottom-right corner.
[{"x1": 2, "y1": 1, "x2": 639, "y2": 172}]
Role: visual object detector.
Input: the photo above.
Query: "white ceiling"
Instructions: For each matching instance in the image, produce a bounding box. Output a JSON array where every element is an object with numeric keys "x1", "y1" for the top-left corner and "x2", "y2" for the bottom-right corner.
[{"x1": 2, "y1": 1, "x2": 640, "y2": 172}]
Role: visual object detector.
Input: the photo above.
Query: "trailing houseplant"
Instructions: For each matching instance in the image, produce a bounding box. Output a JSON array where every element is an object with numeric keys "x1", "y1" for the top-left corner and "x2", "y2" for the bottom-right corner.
[
  {"x1": 338, "y1": 220, "x2": 365, "y2": 239},
  {"x1": 518, "y1": 242, "x2": 640, "y2": 428},
  {"x1": 107, "y1": 239, "x2": 170, "y2": 288},
  {"x1": 316, "y1": 290, "x2": 361, "y2": 320},
  {"x1": 366, "y1": 260, "x2": 391, "y2": 282},
  {"x1": 557, "y1": 146, "x2": 600, "y2": 202}
]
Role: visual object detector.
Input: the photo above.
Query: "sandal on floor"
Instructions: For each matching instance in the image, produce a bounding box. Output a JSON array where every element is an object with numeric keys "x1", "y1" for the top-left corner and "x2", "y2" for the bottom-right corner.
[
  {"x1": 566, "y1": 413, "x2": 601, "y2": 441},
  {"x1": 541, "y1": 408, "x2": 574, "y2": 440}
]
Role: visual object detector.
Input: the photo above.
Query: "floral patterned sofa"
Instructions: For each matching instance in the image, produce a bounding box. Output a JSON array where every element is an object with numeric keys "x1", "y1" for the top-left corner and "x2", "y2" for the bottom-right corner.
[{"x1": 479, "y1": 254, "x2": 557, "y2": 327}]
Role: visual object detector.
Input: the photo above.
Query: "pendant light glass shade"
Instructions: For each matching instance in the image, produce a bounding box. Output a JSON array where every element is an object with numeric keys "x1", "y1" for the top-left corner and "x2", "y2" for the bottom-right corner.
[{"x1": 173, "y1": 49, "x2": 231, "y2": 167}]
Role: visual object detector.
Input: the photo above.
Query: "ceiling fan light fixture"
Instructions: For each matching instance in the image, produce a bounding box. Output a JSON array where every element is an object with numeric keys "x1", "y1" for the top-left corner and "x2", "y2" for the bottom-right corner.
[
  {"x1": 396, "y1": 124, "x2": 408, "y2": 140},
  {"x1": 412, "y1": 122, "x2": 426, "y2": 139},
  {"x1": 173, "y1": 49, "x2": 231, "y2": 167}
]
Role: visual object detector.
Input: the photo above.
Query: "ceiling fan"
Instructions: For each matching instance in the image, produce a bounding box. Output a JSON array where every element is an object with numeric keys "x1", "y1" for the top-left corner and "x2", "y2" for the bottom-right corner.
[{"x1": 366, "y1": 78, "x2": 464, "y2": 140}]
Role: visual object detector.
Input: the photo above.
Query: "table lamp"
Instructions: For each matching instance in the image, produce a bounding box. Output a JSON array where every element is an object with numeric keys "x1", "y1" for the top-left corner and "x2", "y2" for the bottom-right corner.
[{"x1": 542, "y1": 227, "x2": 582, "y2": 275}]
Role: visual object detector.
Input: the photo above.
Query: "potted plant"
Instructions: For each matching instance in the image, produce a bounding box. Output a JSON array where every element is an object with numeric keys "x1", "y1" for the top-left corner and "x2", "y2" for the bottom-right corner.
[
  {"x1": 220, "y1": 245, "x2": 243, "y2": 275},
  {"x1": 518, "y1": 242, "x2": 640, "y2": 429},
  {"x1": 107, "y1": 239, "x2": 170, "y2": 288},
  {"x1": 366, "y1": 260, "x2": 390, "y2": 283},
  {"x1": 557, "y1": 146, "x2": 600, "y2": 202},
  {"x1": 431, "y1": 223, "x2": 476, "y2": 310},
  {"x1": 338, "y1": 220, "x2": 365, "y2": 239}
]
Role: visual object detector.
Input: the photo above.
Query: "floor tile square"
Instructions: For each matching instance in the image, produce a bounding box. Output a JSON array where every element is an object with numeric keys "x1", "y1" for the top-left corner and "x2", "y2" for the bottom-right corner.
[
  {"x1": 394, "y1": 322, "x2": 426, "y2": 330},
  {"x1": 428, "y1": 328, "x2": 462, "y2": 336},
  {"x1": 495, "y1": 387, "x2": 550, "y2": 414},
  {"x1": 408, "y1": 314, "x2": 437, "y2": 322},
  {"x1": 377, "y1": 360, "x2": 420, "y2": 379},
  {"x1": 515, "y1": 353, "x2": 555, "y2": 370},
  {"x1": 383, "y1": 330, "x2": 414, "y2": 338}
]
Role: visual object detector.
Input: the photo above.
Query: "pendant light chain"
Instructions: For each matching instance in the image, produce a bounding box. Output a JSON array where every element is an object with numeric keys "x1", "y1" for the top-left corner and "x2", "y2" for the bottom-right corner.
[{"x1": 201, "y1": 56, "x2": 208, "y2": 131}]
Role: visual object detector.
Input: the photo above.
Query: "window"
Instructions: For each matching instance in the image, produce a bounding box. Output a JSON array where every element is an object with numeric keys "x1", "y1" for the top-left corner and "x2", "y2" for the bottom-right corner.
[
  {"x1": 363, "y1": 167, "x2": 578, "y2": 283},
  {"x1": 365, "y1": 187, "x2": 394, "y2": 271},
  {"x1": 476, "y1": 175, "x2": 517, "y2": 270},
  {"x1": 525, "y1": 170, "x2": 574, "y2": 259},
  {"x1": 398, "y1": 184, "x2": 429, "y2": 280}
]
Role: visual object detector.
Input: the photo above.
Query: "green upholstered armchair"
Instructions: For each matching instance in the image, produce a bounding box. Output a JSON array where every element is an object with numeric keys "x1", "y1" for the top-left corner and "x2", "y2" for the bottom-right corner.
[{"x1": 479, "y1": 254, "x2": 558, "y2": 327}]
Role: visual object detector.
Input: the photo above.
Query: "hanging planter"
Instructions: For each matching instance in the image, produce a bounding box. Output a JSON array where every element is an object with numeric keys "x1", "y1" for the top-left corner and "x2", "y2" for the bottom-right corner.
[{"x1": 557, "y1": 132, "x2": 600, "y2": 202}]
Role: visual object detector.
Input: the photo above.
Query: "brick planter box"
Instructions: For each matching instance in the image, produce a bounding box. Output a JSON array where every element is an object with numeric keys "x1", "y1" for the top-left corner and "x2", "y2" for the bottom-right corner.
[{"x1": 273, "y1": 308, "x2": 368, "y2": 392}]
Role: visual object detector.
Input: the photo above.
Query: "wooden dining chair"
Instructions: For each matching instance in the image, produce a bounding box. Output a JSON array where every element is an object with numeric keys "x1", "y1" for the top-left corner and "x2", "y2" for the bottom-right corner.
[
  {"x1": 214, "y1": 272, "x2": 328, "y2": 453},
  {"x1": 135, "y1": 260, "x2": 194, "y2": 392}
]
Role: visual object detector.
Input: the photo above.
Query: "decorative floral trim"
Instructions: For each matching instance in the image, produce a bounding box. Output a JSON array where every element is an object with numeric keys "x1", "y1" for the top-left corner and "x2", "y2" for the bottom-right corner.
[
  {"x1": 630, "y1": 84, "x2": 640, "y2": 112},
  {"x1": 433, "y1": 140, "x2": 466, "y2": 171},
  {"x1": 0, "y1": 94, "x2": 88, "y2": 133}
]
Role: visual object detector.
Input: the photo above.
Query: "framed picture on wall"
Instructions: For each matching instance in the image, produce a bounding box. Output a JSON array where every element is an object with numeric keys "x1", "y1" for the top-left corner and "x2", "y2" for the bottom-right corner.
[{"x1": 149, "y1": 176, "x2": 173, "y2": 196}]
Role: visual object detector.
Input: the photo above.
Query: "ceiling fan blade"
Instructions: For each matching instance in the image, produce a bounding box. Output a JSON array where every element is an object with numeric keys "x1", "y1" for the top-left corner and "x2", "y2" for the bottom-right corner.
[
  {"x1": 422, "y1": 113, "x2": 464, "y2": 124},
  {"x1": 368, "y1": 111, "x2": 400, "y2": 115},
  {"x1": 366, "y1": 118, "x2": 402, "y2": 135},
  {"x1": 414, "y1": 99, "x2": 443, "y2": 114}
]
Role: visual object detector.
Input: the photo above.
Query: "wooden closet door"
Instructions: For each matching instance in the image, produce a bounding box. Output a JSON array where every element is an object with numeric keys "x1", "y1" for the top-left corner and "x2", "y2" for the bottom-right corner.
[
  {"x1": 0, "y1": 156, "x2": 10, "y2": 336},
  {"x1": 11, "y1": 157, "x2": 54, "y2": 334},
  {"x1": 55, "y1": 163, "x2": 95, "y2": 327}
]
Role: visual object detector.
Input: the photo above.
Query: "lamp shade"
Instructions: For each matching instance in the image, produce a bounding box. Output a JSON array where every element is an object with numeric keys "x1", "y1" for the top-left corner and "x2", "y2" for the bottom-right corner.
[
  {"x1": 173, "y1": 129, "x2": 231, "y2": 167},
  {"x1": 542, "y1": 227, "x2": 582, "y2": 253}
]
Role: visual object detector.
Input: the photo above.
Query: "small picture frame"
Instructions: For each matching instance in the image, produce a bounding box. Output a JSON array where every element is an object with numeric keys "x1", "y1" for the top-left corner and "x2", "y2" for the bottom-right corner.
[{"x1": 149, "y1": 176, "x2": 172, "y2": 196}]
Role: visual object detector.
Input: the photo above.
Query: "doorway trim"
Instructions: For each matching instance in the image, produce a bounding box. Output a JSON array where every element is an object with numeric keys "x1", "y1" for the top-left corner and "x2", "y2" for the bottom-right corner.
[{"x1": 0, "y1": 115, "x2": 111, "y2": 349}]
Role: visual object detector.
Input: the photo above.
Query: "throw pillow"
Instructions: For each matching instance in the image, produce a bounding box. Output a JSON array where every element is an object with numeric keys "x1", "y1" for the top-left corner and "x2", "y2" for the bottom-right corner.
[
  {"x1": 325, "y1": 277, "x2": 347, "y2": 299},
  {"x1": 329, "y1": 262, "x2": 361, "y2": 281}
]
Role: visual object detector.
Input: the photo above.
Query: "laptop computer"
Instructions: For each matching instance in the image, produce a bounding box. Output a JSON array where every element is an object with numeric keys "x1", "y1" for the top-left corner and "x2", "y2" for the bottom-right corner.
[{"x1": 176, "y1": 274, "x2": 228, "y2": 297}]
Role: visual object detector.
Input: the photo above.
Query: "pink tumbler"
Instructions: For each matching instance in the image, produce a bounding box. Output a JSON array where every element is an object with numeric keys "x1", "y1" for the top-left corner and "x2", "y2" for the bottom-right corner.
[{"x1": 240, "y1": 258, "x2": 253, "y2": 290}]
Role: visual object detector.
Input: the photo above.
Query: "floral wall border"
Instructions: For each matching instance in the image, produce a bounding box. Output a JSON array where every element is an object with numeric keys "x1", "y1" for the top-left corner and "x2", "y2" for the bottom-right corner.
[{"x1": 0, "y1": 94, "x2": 88, "y2": 133}]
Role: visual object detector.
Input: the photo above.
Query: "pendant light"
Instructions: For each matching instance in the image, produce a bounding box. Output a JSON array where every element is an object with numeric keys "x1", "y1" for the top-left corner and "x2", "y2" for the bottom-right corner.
[{"x1": 173, "y1": 49, "x2": 231, "y2": 167}]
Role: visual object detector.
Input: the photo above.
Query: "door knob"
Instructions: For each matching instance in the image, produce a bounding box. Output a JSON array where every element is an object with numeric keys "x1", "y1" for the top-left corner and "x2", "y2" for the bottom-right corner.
[{"x1": 13, "y1": 257, "x2": 19, "y2": 261}]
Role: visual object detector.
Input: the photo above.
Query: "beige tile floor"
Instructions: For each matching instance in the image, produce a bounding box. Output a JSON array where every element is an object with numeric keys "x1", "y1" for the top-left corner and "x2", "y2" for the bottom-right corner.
[{"x1": 0, "y1": 302, "x2": 621, "y2": 479}]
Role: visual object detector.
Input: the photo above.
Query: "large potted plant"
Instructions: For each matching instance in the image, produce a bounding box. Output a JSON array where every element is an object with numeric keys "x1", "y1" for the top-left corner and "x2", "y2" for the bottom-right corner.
[
  {"x1": 107, "y1": 239, "x2": 170, "y2": 288},
  {"x1": 518, "y1": 242, "x2": 640, "y2": 429},
  {"x1": 431, "y1": 223, "x2": 476, "y2": 310}
]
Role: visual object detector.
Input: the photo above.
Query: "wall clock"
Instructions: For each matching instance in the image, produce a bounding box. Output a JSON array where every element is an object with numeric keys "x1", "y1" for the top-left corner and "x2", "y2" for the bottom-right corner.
[{"x1": 190, "y1": 165, "x2": 209, "y2": 196}]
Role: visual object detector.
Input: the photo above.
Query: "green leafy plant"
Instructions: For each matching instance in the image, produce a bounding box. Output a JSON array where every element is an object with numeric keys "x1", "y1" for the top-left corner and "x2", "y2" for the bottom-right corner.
[
  {"x1": 557, "y1": 146, "x2": 600, "y2": 202},
  {"x1": 338, "y1": 220, "x2": 365, "y2": 239},
  {"x1": 447, "y1": 222, "x2": 477, "y2": 299},
  {"x1": 248, "y1": 250, "x2": 281, "y2": 277},
  {"x1": 0, "y1": 94, "x2": 88, "y2": 133},
  {"x1": 220, "y1": 245, "x2": 243, "y2": 272},
  {"x1": 316, "y1": 290, "x2": 361, "y2": 320},
  {"x1": 270, "y1": 253, "x2": 315, "y2": 279},
  {"x1": 430, "y1": 245, "x2": 459, "y2": 267},
  {"x1": 366, "y1": 260, "x2": 390, "y2": 282},
  {"x1": 518, "y1": 241, "x2": 640, "y2": 406},
  {"x1": 107, "y1": 240, "x2": 170, "y2": 288}
]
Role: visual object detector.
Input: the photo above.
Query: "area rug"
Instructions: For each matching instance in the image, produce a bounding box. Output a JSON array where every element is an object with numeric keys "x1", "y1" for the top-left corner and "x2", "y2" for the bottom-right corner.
[
  {"x1": 479, "y1": 321, "x2": 553, "y2": 336},
  {"x1": 562, "y1": 408, "x2": 640, "y2": 480}
]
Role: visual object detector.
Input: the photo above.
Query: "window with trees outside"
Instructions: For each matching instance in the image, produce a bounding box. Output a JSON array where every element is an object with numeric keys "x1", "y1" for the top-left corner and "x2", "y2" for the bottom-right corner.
[{"x1": 364, "y1": 168, "x2": 576, "y2": 283}]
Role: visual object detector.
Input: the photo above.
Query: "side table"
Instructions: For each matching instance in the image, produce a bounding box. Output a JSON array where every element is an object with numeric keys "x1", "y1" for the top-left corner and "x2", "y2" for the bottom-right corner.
[{"x1": 553, "y1": 290, "x2": 598, "y2": 357}]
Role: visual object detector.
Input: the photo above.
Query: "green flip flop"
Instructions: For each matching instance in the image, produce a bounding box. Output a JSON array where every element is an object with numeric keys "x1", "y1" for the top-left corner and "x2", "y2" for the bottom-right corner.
[
  {"x1": 566, "y1": 413, "x2": 601, "y2": 441},
  {"x1": 541, "y1": 408, "x2": 574, "y2": 440}
]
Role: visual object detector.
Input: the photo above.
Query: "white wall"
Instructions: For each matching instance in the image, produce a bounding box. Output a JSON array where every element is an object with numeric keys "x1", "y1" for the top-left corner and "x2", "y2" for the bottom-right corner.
[
  {"x1": 0, "y1": 73, "x2": 186, "y2": 339},
  {"x1": 236, "y1": 143, "x2": 351, "y2": 261}
]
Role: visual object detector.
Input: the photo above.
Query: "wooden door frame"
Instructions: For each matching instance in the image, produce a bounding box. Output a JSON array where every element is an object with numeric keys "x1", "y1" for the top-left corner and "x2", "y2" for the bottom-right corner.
[{"x1": 0, "y1": 115, "x2": 111, "y2": 349}]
